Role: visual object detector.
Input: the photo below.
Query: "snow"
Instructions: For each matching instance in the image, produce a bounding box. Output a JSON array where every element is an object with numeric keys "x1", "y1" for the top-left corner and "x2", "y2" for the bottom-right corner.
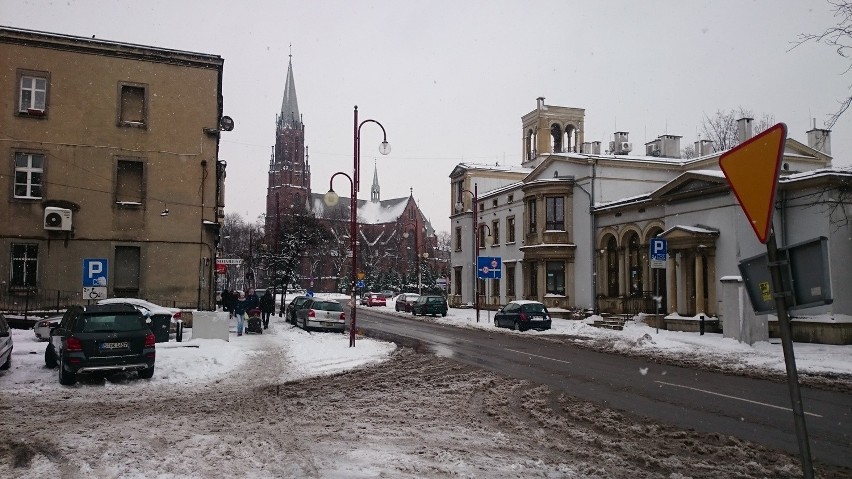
[
  {"x1": 356, "y1": 198, "x2": 409, "y2": 224},
  {"x1": 3, "y1": 295, "x2": 851, "y2": 477}
]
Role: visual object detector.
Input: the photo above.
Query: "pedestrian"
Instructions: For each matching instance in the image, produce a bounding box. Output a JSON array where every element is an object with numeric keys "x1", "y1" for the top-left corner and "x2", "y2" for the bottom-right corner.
[
  {"x1": 233, "y1": 290, "x2": 248, "y2": 336},
  {"x1": 246, "y1": 288, "x2": 260, "y2": 311},
  {"x1": 260, "y1": 289, "x2": 274, "y2": 329}
]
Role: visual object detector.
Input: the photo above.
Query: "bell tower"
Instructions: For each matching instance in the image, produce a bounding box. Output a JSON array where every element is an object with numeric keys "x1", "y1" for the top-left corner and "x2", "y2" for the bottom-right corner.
[{"x1": 267, "y1": 53, "x2": 310, "y2": 236}]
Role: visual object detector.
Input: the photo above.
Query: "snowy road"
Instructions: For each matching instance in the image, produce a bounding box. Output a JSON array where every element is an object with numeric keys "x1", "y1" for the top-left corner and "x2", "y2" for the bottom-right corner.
[{"x1": 2, "y1": 318, "x2": 851, "y2": 478}]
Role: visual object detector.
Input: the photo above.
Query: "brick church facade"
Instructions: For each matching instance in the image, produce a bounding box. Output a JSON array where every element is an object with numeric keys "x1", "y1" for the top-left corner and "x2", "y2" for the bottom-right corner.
[{"x1": 266, "y1": 57, "x2": 438, "y2": 293}]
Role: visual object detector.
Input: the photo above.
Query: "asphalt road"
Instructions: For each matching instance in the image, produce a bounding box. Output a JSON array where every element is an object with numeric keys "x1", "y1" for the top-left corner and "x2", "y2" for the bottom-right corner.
[{"x1": 353, "y1": 306, "x2": 852, "y2": 469}]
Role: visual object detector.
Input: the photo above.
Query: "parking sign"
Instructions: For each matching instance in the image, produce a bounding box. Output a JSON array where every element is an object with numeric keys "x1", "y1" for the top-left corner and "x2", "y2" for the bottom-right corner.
[
  {"x1": 649, "y1": 239, "x2": 667, "y2": 269},
  {"x1": 82, "y1": 258, "x2": 108, "y2": 299}
]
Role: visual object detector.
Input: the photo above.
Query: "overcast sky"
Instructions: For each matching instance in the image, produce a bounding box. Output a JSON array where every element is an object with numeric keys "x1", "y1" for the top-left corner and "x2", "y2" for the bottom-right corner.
[{"x1": 3, "y1": 0, "x2": 849, "y2": 233}]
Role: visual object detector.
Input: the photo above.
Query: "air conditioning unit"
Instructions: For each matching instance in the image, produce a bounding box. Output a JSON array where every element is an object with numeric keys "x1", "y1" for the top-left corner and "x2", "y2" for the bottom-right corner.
[
  {"x1": 620, "y1": 142, "x2": 633, "y2": 153},
  {"x1": 44, "y1": 207, "x2": 72, "y2": 231}
]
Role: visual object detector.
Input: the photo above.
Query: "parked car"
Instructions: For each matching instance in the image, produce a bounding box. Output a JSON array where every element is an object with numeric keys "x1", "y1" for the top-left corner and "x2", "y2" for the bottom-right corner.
[
  {"x1": 45, "y1": 303, "x2": 156, "y2": 385},
  {"x1": 360, "y1": 293, "x2": 372, "y2": 306},
  {"x1": 0, "y1": 312, "x2": 12, "y2": 371},
  {"x1": 493, "y1": 300, "x2": 552, "y2": 331},
  {"x1": 393, "y1": 293, "x2": 420, "y2": 312},
  {"x1": 33, "y1": 315, "x2": 63, "y2": 341},
  {"x1": 380, "y1": 290, "x2": 396, "y2": 299},
  {"x1": 411, "y1": 295, "x2": 448, "y2": 317},
  {"x1": 296, "y1": 299, "x2": 345, "y2": 332},
  {"x1": 285, "y1": 296, "x2": 311, "y2": 324},
  {"x1": 366, "y1": 293, "x2": 386, "y2": 307},
  {"x1": 98, "y1": 297, "x2": 179, "y2": 337}
]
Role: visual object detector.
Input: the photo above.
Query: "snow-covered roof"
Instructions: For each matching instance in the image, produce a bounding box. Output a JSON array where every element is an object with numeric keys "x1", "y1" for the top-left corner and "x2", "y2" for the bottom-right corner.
[
  {"x1": 661, "y1": 224, "x2": 720, "y2": 236},
  {"x1": 311, "y1": 193, "x2": 411, "y2": 224}
]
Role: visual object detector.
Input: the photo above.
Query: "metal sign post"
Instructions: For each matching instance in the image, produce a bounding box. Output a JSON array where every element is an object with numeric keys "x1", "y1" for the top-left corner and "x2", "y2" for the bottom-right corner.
[
  {"x1": 649, "y1": 238, "x2": 666, "y2": 334},
  {"x1": 720, "y1": 123, "x2": 813, "y2": 478}
]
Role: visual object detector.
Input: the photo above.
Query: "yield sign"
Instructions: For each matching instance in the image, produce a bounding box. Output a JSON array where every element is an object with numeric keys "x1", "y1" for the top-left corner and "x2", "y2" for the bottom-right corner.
[{"x1": 719, "y1": 123, "x2": 787, "y2": 244}]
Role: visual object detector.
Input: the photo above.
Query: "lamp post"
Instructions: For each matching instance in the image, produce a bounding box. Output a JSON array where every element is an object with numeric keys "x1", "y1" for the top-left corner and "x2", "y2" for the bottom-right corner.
[
  {"x1": 326, "y1": 106, "x2": 389, "y2": 347},
  {"x1": 456, "y1": 183, "x2": 482, "y2": 321}
]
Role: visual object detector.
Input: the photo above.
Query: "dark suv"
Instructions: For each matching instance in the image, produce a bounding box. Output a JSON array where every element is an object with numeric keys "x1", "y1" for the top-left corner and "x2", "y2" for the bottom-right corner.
[
  {"x1": 45, "y1": 304, "x2": 156, "y2": 385},
  {"x1": 411, "y1": 295, "x2": 448, "y2": 317}
]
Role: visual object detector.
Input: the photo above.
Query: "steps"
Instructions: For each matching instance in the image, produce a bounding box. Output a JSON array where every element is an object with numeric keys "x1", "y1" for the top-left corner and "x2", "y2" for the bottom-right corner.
[{"x1": 592, "y1": 314, "x2": 628, "y2": 331}]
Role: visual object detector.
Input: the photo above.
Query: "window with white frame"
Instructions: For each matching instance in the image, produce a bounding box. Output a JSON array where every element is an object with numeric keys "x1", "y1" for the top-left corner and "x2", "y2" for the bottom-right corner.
[
  {"x1": 18, "y1": 72, "x2": 48, "y2": 114},
  {"x1": 11, "y1": 243, "x2": 38, "y2": 288},
  {"x1": 14, "y1": 152, "x2": 44, "y2": 199}
]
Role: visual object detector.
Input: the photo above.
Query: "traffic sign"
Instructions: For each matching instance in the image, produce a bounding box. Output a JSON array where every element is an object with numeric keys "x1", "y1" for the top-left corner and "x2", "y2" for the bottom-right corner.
[
  {"x1": 357, "y1": 271, "x2": 365, "y2": 280},
  {"x1": 477, "y1": 256, "x2": 502, "y2": 279},
  {"x1": 83, "y1": 258, "x2": 108, "y2": 300},
  {"x1": 719, "y1": 123, "x2": 787, "y2": 243},
  {"x1": 649, "y1": 238, "x2": 667, "y2": 269},
  {"x1": 356, "y1": 280, "x2": 365, "y2": 289}
]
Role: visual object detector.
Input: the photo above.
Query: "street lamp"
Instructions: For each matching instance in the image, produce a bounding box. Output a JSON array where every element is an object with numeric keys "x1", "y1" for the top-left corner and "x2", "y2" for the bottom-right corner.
[
  {"x1": 326, "y1": 106, "x2": 389, "y2": 347},
  {"x1": 455, "y1": 183, "x2": 491, "y2": 322}
]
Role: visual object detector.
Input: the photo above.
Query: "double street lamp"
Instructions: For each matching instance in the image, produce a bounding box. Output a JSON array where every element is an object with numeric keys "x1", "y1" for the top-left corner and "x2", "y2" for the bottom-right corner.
[{"x1": 325, "y1": 106, "x2": 390, "y2": 347}]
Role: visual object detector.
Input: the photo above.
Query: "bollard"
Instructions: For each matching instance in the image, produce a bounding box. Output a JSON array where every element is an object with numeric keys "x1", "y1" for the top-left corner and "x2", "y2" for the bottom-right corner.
[
  {"x1": 699, "y1": 314, "x2": 705, "y2": 336},
  {"x1": 176, "y1": 319, "x2": 183, "y2": 342}
]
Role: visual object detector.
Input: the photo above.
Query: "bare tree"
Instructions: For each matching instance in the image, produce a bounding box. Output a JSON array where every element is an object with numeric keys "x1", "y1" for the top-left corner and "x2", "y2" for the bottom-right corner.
[
  {"x1": 791, "y1": 0, "x2": 852, "y2": 129},
  {"x1": 699, "y1": 107, "x2": 775, "y2": 152}
]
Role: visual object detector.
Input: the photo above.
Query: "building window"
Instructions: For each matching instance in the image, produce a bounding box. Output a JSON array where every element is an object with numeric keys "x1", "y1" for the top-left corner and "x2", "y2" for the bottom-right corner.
[
  {"x1": 11, "y1": 244, "x2": 38, "y2": 288},
  {"x1": 453, "y1": 267, "x2": 462, "y2": 295},
  {"x1": 18, "y1": 71, "x2": 48, "y2": 115},
  {"x1": 627, "y1": 232, "x2": 642, "y2": 296},
  {"x1": 507, "y1": 194, "x2": 513, "y2": 203},
  {"x1": 454, "y1": 227, "x2": 462, "y2": 251},
  {"x1": 527, "y1": 199, "x2": 537, "y2": 233},
  {"x1": 606, "y1": 236, "x2": 619, "y2": 297},
  {"x1": 14, "y1": 152, "x2": 44, "y2": 199},
  {"x1": 409, "y1": 208, "x2": 415, "y2": 220},
  {"x1": 115, "y1": 159, "x2": 144, "y2": 205},
  {"x1": 491, "y1": 199, "x2": 497, "y2": 208},
  {"x1": 546, "y1": 196, "x2": 565, "y2": 230},
  {"x1": 478, "y1": 224, "x2": 487, "y2": 249},
  {"x1": 507, "y1": 217, "x2": 516, "y2": 243},
  {"x1": 506, "y1": 264, "x2": 516, "y2": 296},
  {"x1": 114, "y1": 246, "x2": 141, "y2": 296},
  {"x1": 491, "y1": 277, "x2": 500, "y2": 296},
  {"x1": 118, "y1": 83, "x2": 147, "y2": 127},
  {"x1": 546, "y1": 261, "x2": 565, "y2": 295},
  {"x1": 454, "y1": 181, "x2": 464, "y2": 212},
  {"x1": 491, "y1": 220, "x2": 500, "y2": 245},
  {"x1": 529, "y1": 263, "x2": 538, "y2": 297},
  {"x1": 478, "y1": 202, "x2": 484, "y2": 212}
]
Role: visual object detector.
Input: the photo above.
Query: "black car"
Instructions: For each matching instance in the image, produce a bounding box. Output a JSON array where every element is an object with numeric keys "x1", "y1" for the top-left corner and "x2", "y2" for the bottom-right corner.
[
  {"x1": 411, "y1": 295, "x2": 448, "y2": 317},
  {"x1": 285, "y1": 296, "x2": 311, "y2": 324},
  {"x1": 493, "y1": 301, "x2": 552, "y2": 331},
  {"x1": 45, "y1": 304, "x2": 156, "y2": 385}
]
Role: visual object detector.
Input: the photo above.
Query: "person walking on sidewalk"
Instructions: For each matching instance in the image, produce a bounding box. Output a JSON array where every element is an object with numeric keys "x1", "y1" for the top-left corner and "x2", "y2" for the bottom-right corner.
[
  {"x1": 233, "y1": 290, "x2": 248, "y2": 336},
  {"x1": 260, "y1": 289, "x2": 274, "y2": 329}
]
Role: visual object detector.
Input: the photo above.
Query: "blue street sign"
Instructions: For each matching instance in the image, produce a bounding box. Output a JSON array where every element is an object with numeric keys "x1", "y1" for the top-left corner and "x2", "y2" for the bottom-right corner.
[
  {"x1": 477, "y1": 256, "x2": 502, "y2": 279},
  {"x1": 82, "y1": 259, "x2": 108, "y2": 287},
  {"x1": 355, "y1": 280, "x2": 365, "y2": 289},
  {"x1": 650, "y1": 238, "x2": 667, "y2": 269}
]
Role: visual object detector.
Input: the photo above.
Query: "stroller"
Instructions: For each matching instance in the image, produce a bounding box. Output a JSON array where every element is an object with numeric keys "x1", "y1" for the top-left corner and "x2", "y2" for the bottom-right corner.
[{"x1": 245, "y1": 307, "x2": 263, "y2": 334}]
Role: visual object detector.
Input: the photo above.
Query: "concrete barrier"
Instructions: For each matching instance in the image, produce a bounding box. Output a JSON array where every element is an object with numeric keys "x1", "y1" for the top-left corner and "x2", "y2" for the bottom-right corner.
[{"x1": 191, "y1": 311, "x2": 230, "y2": 341}]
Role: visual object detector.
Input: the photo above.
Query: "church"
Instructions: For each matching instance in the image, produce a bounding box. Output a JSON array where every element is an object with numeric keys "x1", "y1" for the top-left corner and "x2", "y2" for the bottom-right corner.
[{"x1": 265, "y1": 56, "x2": 438, "y2": 293}]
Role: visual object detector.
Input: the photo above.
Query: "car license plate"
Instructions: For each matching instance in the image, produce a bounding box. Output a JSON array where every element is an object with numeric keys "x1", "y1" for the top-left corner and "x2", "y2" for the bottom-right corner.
[
  {"x1": 530, "y1": 316, "x2": 543, "y2": 321},
  {"x1": 100, "y1": 341, "x2": 129, "y2": 351}
]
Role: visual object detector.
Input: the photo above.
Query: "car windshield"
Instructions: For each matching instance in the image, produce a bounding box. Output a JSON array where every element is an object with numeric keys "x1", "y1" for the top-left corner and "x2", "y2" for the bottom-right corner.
[
  {"x1": 427, "y1": 297, "x2": 444, "y2": 303},
  {"x1": 314, "y1": 301, "x2": 343, "y2": 312},
  {"x1": 76, "y1": 314, "x2": 145, "y2": 333},
  {"x1": 521, "y1": 303, "x2": 548, "y2": 314}
]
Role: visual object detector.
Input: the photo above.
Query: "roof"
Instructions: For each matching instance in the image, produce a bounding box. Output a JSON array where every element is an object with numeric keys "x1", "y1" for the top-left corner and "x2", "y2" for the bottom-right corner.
[
  {"x1": 310, "y1": 194, "x2": 411, "y2": 224},
  {"x1": 280, "y1": 56, "x2": 300, "y2": 128}
]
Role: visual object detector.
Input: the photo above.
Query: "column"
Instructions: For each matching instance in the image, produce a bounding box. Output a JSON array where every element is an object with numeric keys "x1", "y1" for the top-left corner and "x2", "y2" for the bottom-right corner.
[
  {"x1": 667, "y1": 253, "x2": 677, "y2": 313},
  {"x1": 695, "y1": 253, "x2": 705, "y2": 314}
]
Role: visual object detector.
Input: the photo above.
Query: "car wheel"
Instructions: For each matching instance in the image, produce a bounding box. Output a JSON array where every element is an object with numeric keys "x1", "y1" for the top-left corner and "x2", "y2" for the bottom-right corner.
[
  {"x1": 1, "y1": 350, "x2": 10, "y2": 370},
  {"x1": 139, "y1": 365, "x2": 155, "y2": 379},
  {"x1": 58, "y1": 356, "x2": 76, "y2": 386},
  {"x1": 45, "y1": 344, "x2": 57, "y2": 368},
  {"x1": 441, "y1": 312, "x2": 447, "y2": 317},
  {"x1": 512, "y1": 320, "x2": 519, "y2": 331}
]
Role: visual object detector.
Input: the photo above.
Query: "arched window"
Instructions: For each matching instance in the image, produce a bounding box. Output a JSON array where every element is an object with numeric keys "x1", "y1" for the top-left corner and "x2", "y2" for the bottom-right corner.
[
  {"x1": 551, "y1": 124, "x2": 563, "y2": 153},
  {"x1": 627, "y1": 232, "x2": 642, "y2": 296},
  {"x1": 606, "y1": 235, "x2": 619, "y2": 297},
  {"x1": 564, "y1": 125, "x2": 576, "y2": 152},
  {"x1": 525, "y1": 129, "x2": 535, "y2": 160}
]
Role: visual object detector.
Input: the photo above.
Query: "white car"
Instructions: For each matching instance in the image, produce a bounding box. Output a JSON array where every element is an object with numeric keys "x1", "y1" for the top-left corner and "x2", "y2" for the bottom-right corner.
[
  {"x1": 97, "y1": 298, "x2": 182, "y2": 335},
  {"x1": 33, "y1": 315, "x2": 62, "y2": 341}
]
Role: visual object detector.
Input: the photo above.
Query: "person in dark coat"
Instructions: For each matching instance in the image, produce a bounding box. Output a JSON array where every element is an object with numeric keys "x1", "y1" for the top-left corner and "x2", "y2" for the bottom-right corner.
[
  {"x1": 233, "y1": 290, "x2": 248, "y2": 336},
  {"x1": 260, "y1": 289, "x2": 275, "y2": 329},
  {"x1": 246, "y1": 288, "x2": 260, "y2": 311}
]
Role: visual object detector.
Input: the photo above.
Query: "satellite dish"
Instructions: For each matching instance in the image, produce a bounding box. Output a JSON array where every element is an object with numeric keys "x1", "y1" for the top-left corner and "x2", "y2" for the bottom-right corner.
[{"x1": 219, "y1": 116, "x2": 234, "y2": 132}]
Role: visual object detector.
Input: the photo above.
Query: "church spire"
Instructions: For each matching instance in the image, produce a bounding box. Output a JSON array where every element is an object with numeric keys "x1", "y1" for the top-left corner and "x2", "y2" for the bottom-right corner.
[
  {"x1": 280, "y1": 51, "x2": 300, "y2": 128},
  {"x1": 370, "y1": 161, "x2": 380, "y2": 203}
]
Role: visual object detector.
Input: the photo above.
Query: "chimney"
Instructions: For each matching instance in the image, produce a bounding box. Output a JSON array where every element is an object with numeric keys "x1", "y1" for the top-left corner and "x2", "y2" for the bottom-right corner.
[
  {"x1": 609, "y1": 132, "x2": 632, "y2": 155},
  {"x1": 581, "y1": 142, "x2": 592, "y2": 154},
  {"x1": 591, "y1": 141, "x2": 601, "y2": 155},
  {"x1": 807, "y1": 122, "x2": 831, "y2": 155},
  {"x1": 536, "y1": 97, "x2": 545, "y2": 111},
  {"x1": 737, "y1": 117, "x2": 753, "y2": 144},
  {"x1": 699, "y1": 139, "x2": 713, "y2": 156},
  {"x1": 660, "y1": 134, "x2": 682, "y2": 158}
]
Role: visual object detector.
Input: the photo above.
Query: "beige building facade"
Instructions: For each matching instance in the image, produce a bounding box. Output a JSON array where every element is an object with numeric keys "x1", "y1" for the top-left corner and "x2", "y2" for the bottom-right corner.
[{"x1": 0, "y1": 27, "x2": 226, "y2": 310}]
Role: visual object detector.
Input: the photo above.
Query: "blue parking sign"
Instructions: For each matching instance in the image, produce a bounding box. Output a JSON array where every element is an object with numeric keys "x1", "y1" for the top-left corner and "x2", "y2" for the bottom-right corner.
[
  {"x1": 82, "y1": 259, "x2": 108, "y2": 287},
  {"x1": 477, "y1": 256, "x2": 502, "y2": 279},
  {"x1": 649, "y1": 238, "x2": 667, "y2": 269}
]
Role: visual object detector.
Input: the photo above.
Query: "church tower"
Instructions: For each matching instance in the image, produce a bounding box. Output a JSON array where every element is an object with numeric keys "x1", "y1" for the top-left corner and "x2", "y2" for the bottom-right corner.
[
  {"x1": 267, "y1": 54, "x2": 310, "y2": 236},
  {"x1": 370, "y1": 162, "x2": 380, "y2": 203}
]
